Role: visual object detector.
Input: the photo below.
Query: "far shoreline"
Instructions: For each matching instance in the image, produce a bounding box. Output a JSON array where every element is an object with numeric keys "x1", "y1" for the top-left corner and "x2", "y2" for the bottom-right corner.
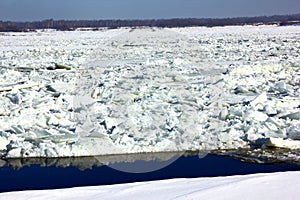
[{"x1": 1, "y1": 13, "x2": 300, "y2": 32}]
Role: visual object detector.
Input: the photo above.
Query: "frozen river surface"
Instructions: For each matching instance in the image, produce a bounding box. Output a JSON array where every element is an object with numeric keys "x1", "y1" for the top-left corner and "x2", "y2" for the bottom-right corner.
[{"x1": 0, "y1": 25, "x2": 300, "y2": 160}]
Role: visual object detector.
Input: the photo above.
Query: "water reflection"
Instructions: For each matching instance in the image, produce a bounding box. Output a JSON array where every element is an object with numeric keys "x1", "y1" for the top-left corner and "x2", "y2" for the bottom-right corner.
[
  {"x1": 221, "y1": 149, "x2": 300, "y2": 165},
  {"x1": 1, "y1": 149, "x2": 299, "y2": 171},
  {"x1": 0, "y1": 151, "x2": 186, "y2": 171}
]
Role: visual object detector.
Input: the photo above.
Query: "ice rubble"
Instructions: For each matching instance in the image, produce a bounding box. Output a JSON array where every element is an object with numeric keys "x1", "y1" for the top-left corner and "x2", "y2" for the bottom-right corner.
[{"x1": 0, "y1": 26, "x2": 300, "y2": 159}]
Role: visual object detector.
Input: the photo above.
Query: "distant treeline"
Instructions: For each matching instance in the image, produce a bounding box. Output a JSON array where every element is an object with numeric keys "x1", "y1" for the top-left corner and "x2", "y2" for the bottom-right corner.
[{"x1": 0, "y1": 13, "x2": 300, "y2": 32}]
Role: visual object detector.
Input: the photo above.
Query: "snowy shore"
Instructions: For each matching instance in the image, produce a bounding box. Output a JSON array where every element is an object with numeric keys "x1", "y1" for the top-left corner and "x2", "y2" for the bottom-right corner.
[
  {"x1": 0, "y1": 25, "x2": 300, "y2": 159},
  {"x1": 1, "y1": 171, "x2": 299, "y2": 200}
]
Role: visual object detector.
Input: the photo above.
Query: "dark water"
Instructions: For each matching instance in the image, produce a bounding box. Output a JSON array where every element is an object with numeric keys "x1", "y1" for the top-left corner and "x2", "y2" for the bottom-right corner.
[{"x1": 0, "y1": 153, "x2": 299, "y2": 193}]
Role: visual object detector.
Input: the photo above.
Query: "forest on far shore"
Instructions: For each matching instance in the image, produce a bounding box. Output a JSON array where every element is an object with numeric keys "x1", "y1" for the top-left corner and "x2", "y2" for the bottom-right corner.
[{"x1": 0, "y1": 13, "x2": 300, "y2": 32}]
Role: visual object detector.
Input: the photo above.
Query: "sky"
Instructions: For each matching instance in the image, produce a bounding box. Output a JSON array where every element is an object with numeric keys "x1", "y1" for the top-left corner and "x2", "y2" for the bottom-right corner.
[{"x1": 0, "y1": 0, "x2": 299, "y2": 21}]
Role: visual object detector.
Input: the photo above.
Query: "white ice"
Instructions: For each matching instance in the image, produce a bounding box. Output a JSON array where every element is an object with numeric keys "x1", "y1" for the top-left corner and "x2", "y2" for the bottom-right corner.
[{"x1": 0, "y1": 25, "x2": 300, "y2": 158}]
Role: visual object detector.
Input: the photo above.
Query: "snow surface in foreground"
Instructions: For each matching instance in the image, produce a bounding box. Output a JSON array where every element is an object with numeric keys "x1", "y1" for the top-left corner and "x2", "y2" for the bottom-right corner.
[{"x1": 1, "y1": 171, "x2": 299, "y2": 200}]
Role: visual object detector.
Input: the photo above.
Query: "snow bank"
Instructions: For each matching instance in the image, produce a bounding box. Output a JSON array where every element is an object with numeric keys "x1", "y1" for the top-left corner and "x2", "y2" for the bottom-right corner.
[{"x1": 1, "y1": 171, "x2": 299, "y2": 200}]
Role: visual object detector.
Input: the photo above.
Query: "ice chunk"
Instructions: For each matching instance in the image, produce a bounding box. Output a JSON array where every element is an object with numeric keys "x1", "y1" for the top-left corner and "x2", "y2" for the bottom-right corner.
[
  {"x1": 218, "y1": 109, "x2": 229, "y2": 121},
  {"x1": 280, "y1": 112, "x2": 300, "y2": 120},
  {"x1": 6, "y1": 92, "x2": 21, "y2": 104},
  {"x1": 245, "y1": 110, "x2": 268, "y2": 122},
  {"x1": 250, "y1": 92, "x2": 268, "y2": 107},
  {"x1": 264, "y1": 122, "x2": 278, "y2": 132},
  {"x1": 263, "y1": 137, "x2": 300, "y2": 149},
  {"x1": 287, "y1": 123, "x2": 300, "y2": 140},
  {"x1": 274, "y1": 81, "x2": 287, "y2": 92},
  {"x1": 0, "y1": 137, "x2": 9, "y2": 150},
  {"x1": 263, "y1": 105, "x2": 277, "y2": 116},
  {"x1": 11, "y1": 125, "x2": 25, "y2": 134},
  {"x1": 6, "y1": 147, "x2": 22, "y2": 158},
  {"x1": 47, "y1": 115, "x2": 59, "y2": 126},
  {"x1": 46, "y1": 81, "x2": 74, "y2": 94}
]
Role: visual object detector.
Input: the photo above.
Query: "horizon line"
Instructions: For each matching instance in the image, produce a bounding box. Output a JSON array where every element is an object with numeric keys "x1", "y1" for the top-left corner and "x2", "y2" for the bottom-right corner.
[{"x1": 1, "y1": 12, "x2": 300, "y2": 23}]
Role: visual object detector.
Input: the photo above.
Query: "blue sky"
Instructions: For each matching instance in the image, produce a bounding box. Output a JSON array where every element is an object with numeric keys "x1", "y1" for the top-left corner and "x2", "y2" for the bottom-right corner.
[{"x1": 0, "y1": 0, "x2": 299, "y2": 21}]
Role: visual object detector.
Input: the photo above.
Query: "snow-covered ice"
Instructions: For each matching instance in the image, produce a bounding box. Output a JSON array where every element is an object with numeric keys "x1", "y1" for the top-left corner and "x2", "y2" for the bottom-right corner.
[
  {"x1": 0, "y1": 171, "x2": 299, "y2": 200},
  {"x1": 0, "y1": 25, "x2": 300, "y2": 159}
]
